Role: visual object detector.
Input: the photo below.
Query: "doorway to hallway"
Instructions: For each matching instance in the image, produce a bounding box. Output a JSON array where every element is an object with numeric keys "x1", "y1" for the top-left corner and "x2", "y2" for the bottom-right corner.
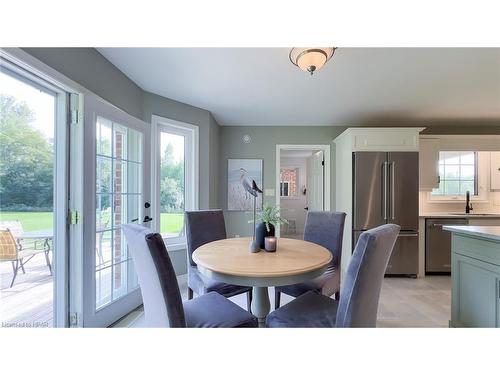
[{"x1": 275, "y1": 145, "x2": 330, "y2": 238}]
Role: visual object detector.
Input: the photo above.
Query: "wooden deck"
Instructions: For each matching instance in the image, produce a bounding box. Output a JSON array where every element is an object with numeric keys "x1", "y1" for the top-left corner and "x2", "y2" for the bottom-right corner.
[{"x1": 0, "y1": 253, "x2": 53, "y2": 328}]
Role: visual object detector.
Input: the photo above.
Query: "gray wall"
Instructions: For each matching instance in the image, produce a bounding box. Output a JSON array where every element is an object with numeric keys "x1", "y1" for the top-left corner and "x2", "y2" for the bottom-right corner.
[
  {"x1": 219, "y1": 126, "x2": 347, "y2": 237},
  {"x1": 208, "y1": 114, "x2": 220, "y2": 208},
  {"x1": 22, "y1": 48, "x2": 144, "y2": 119}
]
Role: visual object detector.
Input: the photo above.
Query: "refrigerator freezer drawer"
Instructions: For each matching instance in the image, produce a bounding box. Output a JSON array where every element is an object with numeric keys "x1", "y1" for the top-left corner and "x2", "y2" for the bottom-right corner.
[{"x1": 385, "y1": 232, "x2": 419, "y2": 276}]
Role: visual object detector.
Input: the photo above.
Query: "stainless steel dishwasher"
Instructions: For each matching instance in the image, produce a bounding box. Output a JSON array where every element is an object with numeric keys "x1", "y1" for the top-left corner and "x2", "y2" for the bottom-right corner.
[{"x1": 425, "y1": 218, "x2": 468, "y2": 273}]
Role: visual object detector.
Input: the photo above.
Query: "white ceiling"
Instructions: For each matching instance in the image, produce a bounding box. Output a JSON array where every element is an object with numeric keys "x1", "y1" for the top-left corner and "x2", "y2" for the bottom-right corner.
[{"x1": 97, "y1": 48, "x2": 500, "y2": 127}]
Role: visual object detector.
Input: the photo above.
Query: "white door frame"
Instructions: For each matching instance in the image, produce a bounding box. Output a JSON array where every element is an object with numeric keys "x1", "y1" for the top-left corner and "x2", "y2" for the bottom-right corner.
[
  {"x1": 0, "y1": 51, "x2": 74, "y2": 328},
  {"x1": 275, "y1": 144, "x2": 331, "y2": 237}
]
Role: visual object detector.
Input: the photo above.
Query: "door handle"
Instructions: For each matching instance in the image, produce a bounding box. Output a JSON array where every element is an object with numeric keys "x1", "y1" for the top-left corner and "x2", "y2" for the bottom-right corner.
[
  {"x1": 143, "y1": 216, "x2": 153, "y2": 223},
  {"x1": 383, "y1": 162, "x2": 388, "y2": 221},
  {"x1": 390, "y1": 161, "x2": 395, "y2": 221},
  {"x1": 131, "y1": 218, "x2": 139, "y2": 222},
  {"x1": 398, "y1": 233, "x2": 419, "y2": 237}
]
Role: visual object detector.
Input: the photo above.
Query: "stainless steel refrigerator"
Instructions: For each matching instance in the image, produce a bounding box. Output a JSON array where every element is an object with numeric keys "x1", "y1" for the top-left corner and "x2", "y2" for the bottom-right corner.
[{"x1": 352, "y1": 152, "x2": 419, "y2": 276}]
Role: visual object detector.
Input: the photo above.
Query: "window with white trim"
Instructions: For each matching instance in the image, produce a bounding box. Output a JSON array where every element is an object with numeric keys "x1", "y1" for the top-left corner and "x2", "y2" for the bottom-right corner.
[
  {"x1": 152, "y1": 116, "x2": 198, "y2": 248},
  {"x1": 431, "y1": 151, "x2": 478, "y2": 197}
]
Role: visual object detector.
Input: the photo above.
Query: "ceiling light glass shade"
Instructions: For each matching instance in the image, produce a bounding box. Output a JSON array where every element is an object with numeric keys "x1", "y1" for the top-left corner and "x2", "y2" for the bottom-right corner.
[{"x1": 289, "y1": 47, "x2": 336, "y2": 75}]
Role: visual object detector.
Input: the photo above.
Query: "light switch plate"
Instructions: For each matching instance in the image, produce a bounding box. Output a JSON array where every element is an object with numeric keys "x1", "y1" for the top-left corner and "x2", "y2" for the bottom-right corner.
[{"x1": 264, "y1": 188, "x2": 275, "y2": 196}]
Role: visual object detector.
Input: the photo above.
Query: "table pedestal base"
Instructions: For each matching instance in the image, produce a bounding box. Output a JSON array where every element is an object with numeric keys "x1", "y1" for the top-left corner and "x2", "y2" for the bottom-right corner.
[{"x1": 251, "y1": 286, "x2": 270, "y2": 328}]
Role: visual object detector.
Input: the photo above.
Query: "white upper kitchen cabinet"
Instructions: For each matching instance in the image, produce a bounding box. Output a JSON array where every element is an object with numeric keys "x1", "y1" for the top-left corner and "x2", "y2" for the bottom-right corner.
[
  {"x1": 491, "y1": 152, "x2": 500, "y2": 190},
  {"x1": 419, "y1": 137, "x2": 440, "y2": 191},
  {"x1": 336, "y1": 127, "x2": 424, "y2": 152}
]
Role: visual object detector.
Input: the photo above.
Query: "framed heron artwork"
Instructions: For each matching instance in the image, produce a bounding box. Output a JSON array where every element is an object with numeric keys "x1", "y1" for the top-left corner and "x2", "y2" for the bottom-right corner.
[{"x1": 227, "y1": 158, "x2": 263, "y2": 211}]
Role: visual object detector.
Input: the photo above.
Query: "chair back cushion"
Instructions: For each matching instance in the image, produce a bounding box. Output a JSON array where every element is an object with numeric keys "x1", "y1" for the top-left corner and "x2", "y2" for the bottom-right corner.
[
  {"x1": 122, "y1": 224, "x2": 185, "y2": 327},
  {"x1": 0, "y1": 221, "x2": 23, "y2": 237},
  {"x1": 304, "y1": 211, "x2": 346, "y2": 269},
  {"x1": 0, "y1": 229, "x2": 17, "y2": 260},
  {"x1": 335, "y1": 224, "x2": 400, "y2": 328},
  {"x1": 185, "y1": 210, "x2": 227, "y2": 267},
  {"x1": 145, "y1": 232, "x2": 186, "y2": 328}
]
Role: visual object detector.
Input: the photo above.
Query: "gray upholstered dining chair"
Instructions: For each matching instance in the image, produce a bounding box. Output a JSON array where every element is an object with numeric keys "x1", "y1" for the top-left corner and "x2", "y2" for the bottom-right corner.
[
  {"x1": 185, "y1": 210, "x2": 252, "y2": 311},
  {"x1": 122, "y1": 224, "x2": 257, "y2": 328},
  {"x1": 266, "y1": 224, "x2": 400, "y2": 328},
  {"x1": 275, "y1": 211, "x2": 346, "y2": 309}
]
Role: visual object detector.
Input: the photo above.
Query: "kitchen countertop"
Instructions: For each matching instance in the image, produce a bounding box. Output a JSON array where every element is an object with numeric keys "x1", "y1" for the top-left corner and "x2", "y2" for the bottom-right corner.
[
  {"x1": 419, "y1": 212, "x2": 500, "y2": 218},
  {"x1": 443, "y1": 225, "x2": 500, "y2": 242}
]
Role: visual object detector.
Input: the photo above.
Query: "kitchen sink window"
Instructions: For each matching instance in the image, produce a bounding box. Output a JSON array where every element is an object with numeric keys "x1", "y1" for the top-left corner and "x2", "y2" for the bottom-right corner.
[
  {"x1": 430, "y1": 151, "x2": 479, "y2": 200},
  {"x1": 432, "y1": 151, "x2": 477, "y2": 196}
]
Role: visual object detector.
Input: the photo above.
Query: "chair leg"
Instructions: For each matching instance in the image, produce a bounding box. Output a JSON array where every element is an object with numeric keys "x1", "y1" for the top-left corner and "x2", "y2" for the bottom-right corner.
[
  {"x1": 19, "y1": 259, "x2": 26, "y2": 274},
  {"x1": 45, "y1": 251, "x2": 52, "y2": 275},
  {"x1": 10, "y1": 260, "x2": 19, "y2": 288},
  {"x1": 334, "y1": 291, "x2": 340, "y2": 301},
  {"x1": 246, "y1": 289, "x2": 252, "y2": 312},
  {"x1": 275, "y1": 289, "x2": 281, "y2": 310},
  {"x1": 187, "y1": 287, "x2": 193, "y2": 300}
]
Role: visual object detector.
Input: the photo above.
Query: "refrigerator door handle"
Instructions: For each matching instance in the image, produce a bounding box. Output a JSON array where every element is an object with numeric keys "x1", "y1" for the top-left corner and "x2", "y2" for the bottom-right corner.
[
  {"x1": 398, "y1": 233, "x2": 419, "y2": 237},
  {"x1": 383, "y1": 161, "x2": 388, "y2": 221},
  {"x1": 390, "y1": 161, "x2": 395, "y2": 221}
]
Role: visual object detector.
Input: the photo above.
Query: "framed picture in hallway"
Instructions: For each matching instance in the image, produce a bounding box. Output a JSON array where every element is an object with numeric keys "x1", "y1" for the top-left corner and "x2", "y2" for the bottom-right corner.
[{"x1": 227, "y1": 158, "x2": 263, "y2": 211}]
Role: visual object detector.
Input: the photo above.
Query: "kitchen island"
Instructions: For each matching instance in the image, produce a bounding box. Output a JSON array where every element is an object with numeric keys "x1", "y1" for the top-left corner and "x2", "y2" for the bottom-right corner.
[{"x1": 443, "y1": 226, "x2": 500, "y2": 328}]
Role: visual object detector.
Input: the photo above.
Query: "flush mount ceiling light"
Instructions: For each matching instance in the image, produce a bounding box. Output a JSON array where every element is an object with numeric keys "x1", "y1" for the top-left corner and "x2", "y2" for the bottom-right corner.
[{"x1": 289, "y1": 47, "x2": 336, "y2": 75}]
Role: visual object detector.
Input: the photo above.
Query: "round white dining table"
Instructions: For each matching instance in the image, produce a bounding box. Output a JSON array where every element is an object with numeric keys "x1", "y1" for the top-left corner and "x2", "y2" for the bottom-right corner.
[{"x1": 192, "y1": 237, "x2": 332, "y2": 327}]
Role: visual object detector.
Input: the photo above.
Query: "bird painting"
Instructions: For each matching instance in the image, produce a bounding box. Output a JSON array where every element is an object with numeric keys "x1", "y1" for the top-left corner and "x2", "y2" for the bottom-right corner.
[
  {"x1": 239, "y1": 168, "x2": 256, "y2": 199},
  {"x1": 228, "y1": 159, "x2": 263, "y2": 211}
]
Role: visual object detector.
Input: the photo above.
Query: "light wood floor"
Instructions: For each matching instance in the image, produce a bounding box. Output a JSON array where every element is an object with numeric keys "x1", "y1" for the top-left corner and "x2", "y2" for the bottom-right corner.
[
  {"x1": 377, "y1": 276, "x2": 451, "y2": 327},
  {"x1": 118, "y1": 275, "x2": 452, "y2": 328}
]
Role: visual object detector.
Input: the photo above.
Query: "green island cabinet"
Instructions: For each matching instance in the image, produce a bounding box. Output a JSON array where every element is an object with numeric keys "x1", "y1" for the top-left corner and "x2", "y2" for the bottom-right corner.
[{"x1": 444, "y1": 226, "x2": 500, "y2": 328}]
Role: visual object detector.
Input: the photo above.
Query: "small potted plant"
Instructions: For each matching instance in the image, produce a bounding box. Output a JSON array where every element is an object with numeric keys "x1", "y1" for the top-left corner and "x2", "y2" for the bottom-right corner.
[{"x1": 256, "y1": 203, "x2": 288, "y2": 249}]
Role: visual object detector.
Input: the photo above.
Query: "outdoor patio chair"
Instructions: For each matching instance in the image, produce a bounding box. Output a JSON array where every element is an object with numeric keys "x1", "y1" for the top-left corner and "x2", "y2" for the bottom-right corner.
[
  {"x1": 0, "y1": 221, "x2": 24, "y2": 248},
  {"x1": 96, "y1": 217, "x2": 110, "y2": 267},
  {"x1": 0, "y1": 229, "x2": 51, "y2": 288},
  {"x1": 0, "y1": 220, "x2": 47, "y2": 251}
]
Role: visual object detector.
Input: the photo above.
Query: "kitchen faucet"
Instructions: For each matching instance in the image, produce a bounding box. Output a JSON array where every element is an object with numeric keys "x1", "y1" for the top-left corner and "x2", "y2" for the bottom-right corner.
[{"x1": 465, "y1": 190, "x2": 473, "y2": 214}]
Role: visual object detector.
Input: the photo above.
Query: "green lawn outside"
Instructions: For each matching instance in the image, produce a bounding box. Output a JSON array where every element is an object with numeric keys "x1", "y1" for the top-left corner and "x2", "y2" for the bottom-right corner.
[
  {"x1": 160, "y1": 213, "x2": 184, "y2": 234},
  {"x1": 0, "y1": 211, "x2": 184, "y2": 234},
  {"x1": 0, "y1": 211, "x2": 54, "y2": 231}
]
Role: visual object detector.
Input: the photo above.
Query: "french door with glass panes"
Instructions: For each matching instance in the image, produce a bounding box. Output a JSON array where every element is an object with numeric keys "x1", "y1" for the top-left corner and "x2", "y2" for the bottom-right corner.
[{"x1": 81, "y1": 95, "x2": 151, "y2": 327}]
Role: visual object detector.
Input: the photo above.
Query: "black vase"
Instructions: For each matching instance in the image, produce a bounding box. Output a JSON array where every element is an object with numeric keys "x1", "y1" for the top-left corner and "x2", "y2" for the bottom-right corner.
[{"x1": 255, "y1": 222, "x2": 275, "y2": 249}]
